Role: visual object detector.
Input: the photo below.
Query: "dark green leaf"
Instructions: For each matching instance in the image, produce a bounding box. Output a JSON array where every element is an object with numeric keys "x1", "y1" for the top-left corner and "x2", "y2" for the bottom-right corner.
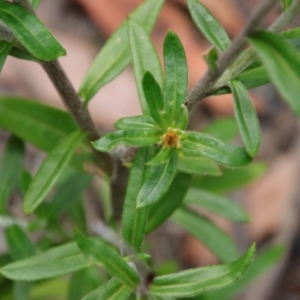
[
  {"x1": 176, "y1": 104, "x2": 189, "y2": 130},
  {"x1": 149, "y1": 244, "x2": 255, "y2": 297},
  {"x1": 5, "y1": 225, "x2": 35, "y2": 261},
  {"x1": 69, "y1": 199, "x2": 87, "y2": 234},
  {"x1": 81, "y1": 278, "x2": 132, "y2": 300},
  {"x1": 192, "y1": 162, "x2": 266, "y2": 194},
  {"x1": 187, "y1": 0, "x2": 231, "y2": 51},
  {"x1": 0, "y1": 40, "x2": 12, "y2": 71},
  {"x1": 202, "y1": 118, "x2": 238, "y2": 142},
  {"x1": 92, "y1": 129, "x2": 161, "y2": 152},
  {"x1": 163, "y1": 31, "x2": 188, "y2": 125},
  {"x1": 184, "y1": 188, "x2": 250, "y2": 222},
  {"x1": 201, "y1": 245, "x2": 284, "y2": 300},
  {"x1": 143, "y1": 72, "x2": 170, "y2": 130},
  {"x1": 122, "y1": 147, "x2": 155, "y2": 252},
  {"x1": 75, "y1": 231, "x2": 139, "y2": 289},
  {"x1": 172, "y1": 206, "x2": 239, "y2": 262},
  {"x1": 19, "y1": 169, "x2": 32, "y2": 196},
  {"x1": 146, "y1": 173, "x2": 191, "y2": 233},
  {"x1": 146, "y1": 147, "x2": 174, "y2": 166},
  {"x1": 79, "y1": 0, "x2": 164, "y2": 103},
  {"x1": 0, "y1": 242, "x2": 90, "y2": 281},
  {"x1": 0, "y1": 136, "x2": 24, "y2": 213},
  {"x1": 282, "y1": 0, "x2": 293, "y2": 10},
  {"x1": 137, "y1": 152, "x2": 177, "y2": 208},
  {"x1": 230, "y1": 80, "x2": 261, "y2": 157},
  {"x1": 249, "y1": 30, "x2": 300, "y2": 117},
  {"x1": 129, "y1": 18, "x2": 164, "y2": 116},
  {"x1": 183, "y1": 132, "x2": 252, "y2": 167},
  {"x1": 0, "y1": 2, "x2": 66, "y2": 60},
  {"x1": 203, "y1": 47, "x2": 218, "y2": 71},
  {"x1": 115, "y1": 115, "x2": 159, "y2": 130},
  {"x1": 9, "y1": 47, "x2": 41, "y2": 62},
  {"x1": 23, "y1": 131, "x2": 85, "y2": 214}
]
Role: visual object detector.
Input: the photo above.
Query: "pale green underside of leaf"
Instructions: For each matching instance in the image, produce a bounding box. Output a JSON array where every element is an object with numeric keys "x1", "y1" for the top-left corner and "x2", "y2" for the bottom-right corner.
[
  {"x1": 149, "y1": 244, "x2": 255, "y2": 297},
  {"x1": 230, "y1": 80, "x2": 261, "y2": 157},
  {"x1": 81, "y1": 278, "x2": 132, "y2": 300},
  {"x1": 187, "y1": 0, "x2": 231, "y2": 52},
  {"x1": 92, "y1": 129, "x2": 162, "y2": 152},
  {"x1": 0, "y1": 2, "x2": 66, "y2": 60},
  {"x1": 183, "y1": 132, "x2": 252, "y2": 167},
  {"x1": 23, "y1": 131, "x2": 85, "y2": 214},
  {"x1": 115, "y1": 115, "x2": 159, "y2": 130},
  {"x1": 129, "y1": 18, "x2": 164, "y2": 115},
  {"x1": 172, "y1": 206, "x2": 239, "y2": 262},
  {"x1": 184, "y1": 188, "x2": 250, "y2": 222},
  {"x1": 0, "y1": 242, "x2": 91, "y2": 281},
  {"x1": 79, "y1": 0, "x2": 164, "y2": 103},
  {"x1": 249, "y1": 30, "x2": 300, "y2": 117}
]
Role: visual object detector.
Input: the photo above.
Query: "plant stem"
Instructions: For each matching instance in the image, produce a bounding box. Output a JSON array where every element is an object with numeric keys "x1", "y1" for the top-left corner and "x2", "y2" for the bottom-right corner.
[
  {"x1": 185, "y1": 0, "x2": 281, "y2": 111},
  {"x1": 41, "y1": 61, "x2": 114, "y2": 176}
]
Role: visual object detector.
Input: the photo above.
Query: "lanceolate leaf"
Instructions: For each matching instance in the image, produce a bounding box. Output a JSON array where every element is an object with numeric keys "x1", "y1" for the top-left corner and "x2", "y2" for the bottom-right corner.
[
  {"x1": 149, "y1": 244, "x2": 255, "y2": 297},
  {"x1": 92, "y1": 129, "x2": 162, "y2": 152},
  {"x1": 183, "y1": 132, "x2": 252, "y2": 167},
  {"x1": 143, "y1": 72, "x2": 170, "y2": 130},
  {"x1": 75, "y1": 231, "x2": 139, "y2": 289},
  {"x1": 172, "y1": 206, "x2": 239, "y2": 262},
  {"x1": 146, "y1": 147, "x2": 174, "y2": 166},
  {"x1": 129, "y1": 18, "x2": 164, "y2": 115},
  {"x1": 163, "y1": 31, "x2": 188, "y2": 125},
  {"x1": 0, "y1": 40, "x2": 13, "y2": 71},
  {"x1": 0, "y1": 2, "x2": 66, "y2": 60},
  {"x1": 122, "y1": 147, "x2": 154, "y2": 253},
  {"x1": 81, "y1": 278, "x2": 132, "y2": 300},
  {"x1": 187, "y1": 0, "x2": 231, "y2": 52},
  {"x1": 115, "y1": 115, "x2": 159, "y2": 130},
  {"x1": 0, "y1": 136, "x2": 24, "y2": 213},
  {"x1": 249, "y1": 30, "x2": 300, "y2": 117},
  {"x1": 0, "y1": 242, "x2": 90, "y2": 281},
  {"x1": 229, "y1": 80, "x2": 261, "y2": 157},
  {"x1": 79, "y1": 0, "x2": 164, "y2": 103},
  {"x1": 176, "y1": 104, "x2": 189, "y2": 130},
  {"x1": 184, "y1": 188, "x2": 250, "y2": 222},
  {"x1": 137, "y1": 152, "x2": 177, "y2": 208},
  {"x1": 23, "y1": 131, "x2": 85, "y2": 214},
  {"x1": 146, "y1": 173, "x2": 191, "y2": 233}
]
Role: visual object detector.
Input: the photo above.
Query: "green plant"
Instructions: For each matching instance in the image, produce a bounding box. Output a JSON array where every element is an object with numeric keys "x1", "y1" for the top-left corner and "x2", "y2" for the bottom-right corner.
[{"x1": 0, "y1": 0, "x2": 298, "y2": 299}]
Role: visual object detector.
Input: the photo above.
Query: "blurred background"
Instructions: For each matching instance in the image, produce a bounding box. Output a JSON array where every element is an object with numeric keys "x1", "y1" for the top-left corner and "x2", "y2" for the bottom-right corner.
[{"x1": 1, "y1": 0, "x2": 300, "y2": 299}]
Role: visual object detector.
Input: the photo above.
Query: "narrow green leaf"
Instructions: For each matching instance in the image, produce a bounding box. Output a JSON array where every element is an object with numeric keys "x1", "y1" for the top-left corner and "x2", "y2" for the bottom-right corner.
[
  {"x1": 115, "y1": 115, "x2": 159, "y2": 130},
  {"x1": 163, "y1": 31, "x2": 188, "y2": 124},
  {"x1": 9, "y1": 47, "x2": 41, "y2": 62},
  {"x1": 146, "y1": 173, "x2": 191, "y2": 233},
  {"x1": 0, "y1": 242, "x2": 90, "y2": 281},
  {"x1": 122, "y1": 147, "x2": 155, "y2": 252},
  {"x1": 0, "y1": 2, "x2": 66, "y2": 60},
  {"x1": 146, "y1": 147, "x2": 174, "y2": 166},
  {"x1": 192, "y1": 162, "x2": 266, "y2": 194},
  {"x1": 229, "y1": 80, "x2": 261, "y2": 157},
  {"x1": 69, "y1": 198, "x2": 87, "y2": 234},
  {"x1": 92, "y1": 129, "x2": 162, "y2": 152},
  {"x1": 23, "y1": 131, "x2": 85, "y2": 214},
  {"x1": 0, "y1": 136, "x2": 24, "y2": 213},
  {"x1": 203, "y1": 118, "x2": 238, "y2": 142},
  {"x1": 203, "y1": 47, "x2": 218, "y2": 71},
  {"x1": 13, "y1": 281, "x2": 32, "y2": 300},
  {"x1": 19, "y1": 169, "x2": 32, "y2": 196},
  {"x1": 282, "y1": 0, "x2": 293, "y2": 10},
  {"x1": 249, "y1": 30, "x2": 300, "y2": 117},
  {"x1": 137, "y1": 152, "x2": 177, "y2": 208},
  {"x1": 172, "y1": 206, "x2": 239, "y2": 262},
  {"x1": 44, "y1": 171, "x2": 92, "y2": 221},
  {"x1": 150, "y1": 244, "x2": 255, "y2": 297},
  {"x1": 81, "y1": 278, "x2": 132, "y2": 300},
  {"x1": 79, "y1": 0, "x2": 164, "y2": 103},
  {"x1": 129, "y1": 18, "x2": 164, "y2": 116},
  {"x1": 184, "y1": 188, "x2": 250, "y2": 222},
  {"x1": 183, "y1": 132, "x2": 252, "y2": 167},
  {"x1": 178, "y1": 149, "x2": 221, "y2": 176},
  {"x1": 75, "y1": 231, "x2": 139, "y2": 289},
  {"x1": 142, "y1": 72, "x2": 170, "y2": 130},
  {"x1": 30, "y1": 0, "x2": 42, "y2": 10},
  {"x1": 201, "y1": 245, "x2": 284, "y2": 300},
  {"x1": 176, "y1": 104, "x2": 189, "y2": 130},
  {"x1": 187, "y1": 0, "x2": 231, "y2": 51},
  {"x1": 5, "y1": 225, "x2": 35, "y2": 261},
  {"x1": 0, "y1": 40, "x2": 13, "y2": 71}
]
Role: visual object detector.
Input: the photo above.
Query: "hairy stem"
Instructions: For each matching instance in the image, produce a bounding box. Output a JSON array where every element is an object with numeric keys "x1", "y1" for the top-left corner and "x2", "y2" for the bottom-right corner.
[{"x1": 185, "y1": 0, "x2": 281, "y2": 111}]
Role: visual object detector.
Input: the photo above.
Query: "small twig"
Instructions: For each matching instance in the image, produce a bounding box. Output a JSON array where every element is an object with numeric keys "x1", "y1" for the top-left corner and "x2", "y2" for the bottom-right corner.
[{"x1": 185, "y1": 0, "x2": 281, "y2": 111}]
